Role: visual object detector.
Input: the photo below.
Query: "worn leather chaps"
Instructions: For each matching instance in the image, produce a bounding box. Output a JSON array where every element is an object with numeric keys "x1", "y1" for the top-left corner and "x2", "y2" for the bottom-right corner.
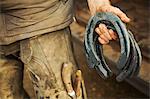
[{"x1": 0, "y1": 27, "x2": 79, "y2": 99}]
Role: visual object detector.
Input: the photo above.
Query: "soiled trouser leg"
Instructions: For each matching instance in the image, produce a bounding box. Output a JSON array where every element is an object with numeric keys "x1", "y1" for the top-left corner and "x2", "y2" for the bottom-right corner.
[
  {"x1": 20, "y1": 27, "x2": 78, "y2": 99},
  {"x1": 0, "y1": 54, "x2": 29, "y2": 99}
]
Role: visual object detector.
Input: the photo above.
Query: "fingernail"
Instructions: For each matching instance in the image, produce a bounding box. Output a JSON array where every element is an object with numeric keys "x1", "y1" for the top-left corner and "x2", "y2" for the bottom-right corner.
[
  {"x1": 126, "y1": 18, "x2": 131, "y2": 22},
  {"x1": 122, "y1": 17, "x2": 130, "y2": 23},
  {"x1": 98, "y1": 37, "x2": 106, "y2": 45}
]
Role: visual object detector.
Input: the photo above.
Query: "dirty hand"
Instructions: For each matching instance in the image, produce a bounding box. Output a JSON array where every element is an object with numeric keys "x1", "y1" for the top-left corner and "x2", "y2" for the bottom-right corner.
[{"x1": 88, "y1": 0, "x2": 130, "y2": 44}]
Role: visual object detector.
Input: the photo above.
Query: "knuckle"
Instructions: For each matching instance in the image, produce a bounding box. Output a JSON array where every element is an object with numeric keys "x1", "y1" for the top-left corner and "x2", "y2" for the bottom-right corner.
[
  {"x1": 99, "y1": 23, "x2": 105, "y2": 27},
  {"x1": 95, "y1": 28, "x2": 100, "y2": 33}
]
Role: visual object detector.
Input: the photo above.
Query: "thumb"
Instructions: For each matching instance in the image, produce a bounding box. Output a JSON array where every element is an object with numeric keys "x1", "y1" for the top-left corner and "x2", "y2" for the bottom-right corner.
[{"x1": 111, "y1": 7, "x2": 130, "y2": 23}]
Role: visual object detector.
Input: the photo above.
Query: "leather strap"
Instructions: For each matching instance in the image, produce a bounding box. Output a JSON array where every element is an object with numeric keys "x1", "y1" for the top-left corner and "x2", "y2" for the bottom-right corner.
[{"x1": 84, "y1": 12, "x2": 142, "y2": 82}]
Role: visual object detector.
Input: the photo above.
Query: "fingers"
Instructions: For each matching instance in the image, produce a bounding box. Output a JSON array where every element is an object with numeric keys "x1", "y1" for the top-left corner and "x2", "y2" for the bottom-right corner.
[
  {"x1": 98, "y1": 37, "x2": 108, "y2": 45},
  {"x1": 94, "y1": 5, "x2": 130, "y2": 45},
  {"x1": 108, "y1": 29, "x2": 117, "y2": 40},
  {"x1": 97, "y1": 6, "x2": 130, "y2": 23},
  {"x1": 99, "y1": 24, "x2": 112, "y2": 40},
  {"x1": 95, "y1": 24, "x2": 118, "y2": 44},
  {"x1": 95, "y1": 27, "x2": 109, "y2": 42},
  {"x1": 111, "y1": 7, "x2": 130, "y2": 23}
]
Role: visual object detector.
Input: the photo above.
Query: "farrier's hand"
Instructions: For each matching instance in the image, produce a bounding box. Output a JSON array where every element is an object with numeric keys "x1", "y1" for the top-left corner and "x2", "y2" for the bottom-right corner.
[{"x1": 87, "y1": 0, "x2": 130, "y2": 44}]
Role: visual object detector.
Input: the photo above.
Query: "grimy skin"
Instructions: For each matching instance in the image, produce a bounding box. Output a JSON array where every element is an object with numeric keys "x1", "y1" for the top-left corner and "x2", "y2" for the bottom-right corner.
[{"x1": 87, "y1": 0, "x2": 130, "y2": 44}]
